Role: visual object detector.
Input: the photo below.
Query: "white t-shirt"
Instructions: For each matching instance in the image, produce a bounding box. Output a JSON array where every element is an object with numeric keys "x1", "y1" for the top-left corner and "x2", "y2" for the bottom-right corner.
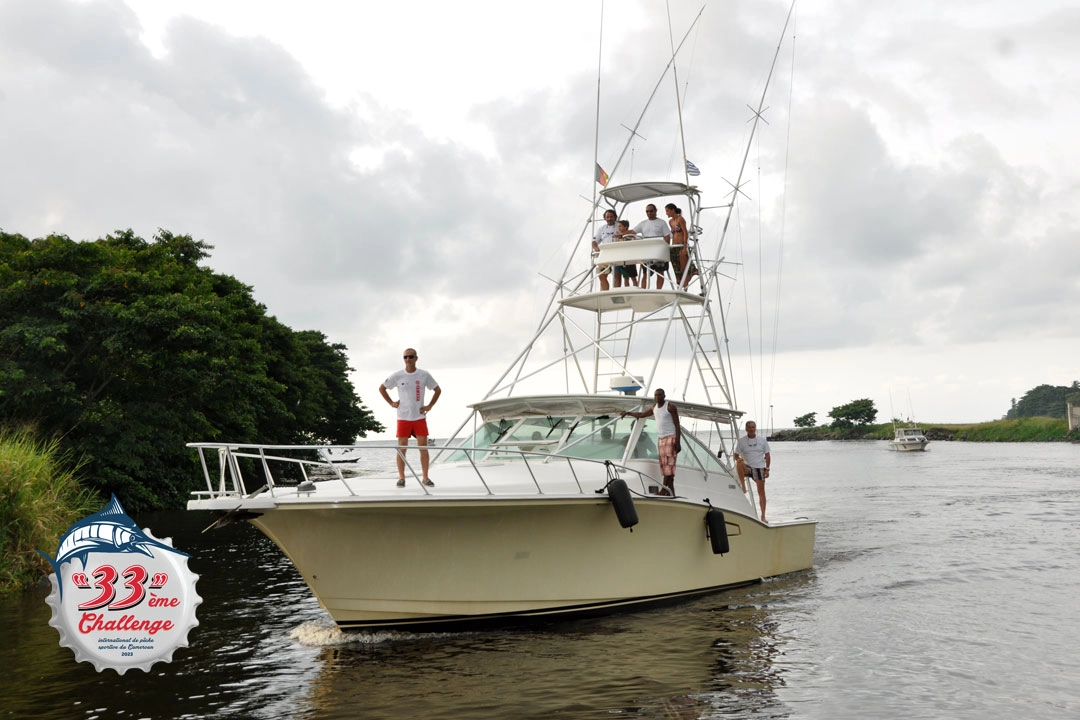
[
  {"x1": 735, "y1": 434, "x2": 770, "y2": 469},
  {"x1": 383, "y1": 368, "x2": 439, "y2": 421},
  {"x1": 594, "y1": 222, "x2": 618, "y2": 246},
  {"x1": 633, "y1": 218, "x2": 670, "y2": 238}
]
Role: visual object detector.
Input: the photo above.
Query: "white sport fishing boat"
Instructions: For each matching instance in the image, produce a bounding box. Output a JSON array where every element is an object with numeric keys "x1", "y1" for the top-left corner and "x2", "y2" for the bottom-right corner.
[
  {"x1": 187, "y1": 8, "x2": 815, "y2": 631},
  {"x1": 888, "y1": 425, "x2": 929, "y2": 452}
]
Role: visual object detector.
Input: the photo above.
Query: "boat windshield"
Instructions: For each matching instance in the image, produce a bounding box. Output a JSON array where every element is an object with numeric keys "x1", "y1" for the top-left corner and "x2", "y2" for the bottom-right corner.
[
  {"x1": 676, "y1": 430, "x2": 728, "y2": 474},
  {"x1": 444, "y1": 415, "x2": 640, "y2": 462},
  {"x1": 444, "y1": 413, "x2": 729, "y2": 473}
]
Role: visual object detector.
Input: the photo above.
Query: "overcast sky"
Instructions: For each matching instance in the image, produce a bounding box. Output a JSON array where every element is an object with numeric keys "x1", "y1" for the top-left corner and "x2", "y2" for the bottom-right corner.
[{"x1": 2, "y1": 0, "x2": 1077, "y2": 437}]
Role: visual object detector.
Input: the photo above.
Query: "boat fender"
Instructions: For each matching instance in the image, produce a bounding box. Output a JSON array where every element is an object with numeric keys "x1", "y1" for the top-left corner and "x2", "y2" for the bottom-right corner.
[
  {"x1": 608, "y1": 479, "x2": 638, "y2": 529},
  {"x1": 706, "y1": 508, "x2": 729, "y2": 555}
]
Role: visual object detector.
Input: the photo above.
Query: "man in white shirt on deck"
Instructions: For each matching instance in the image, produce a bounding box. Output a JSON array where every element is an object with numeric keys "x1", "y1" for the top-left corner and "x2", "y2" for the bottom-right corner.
[
  {"x1": 379, "y1": 348, "x2": 441, "y2": 488},
  {"x1": 734, "y1": 420, "x2": 771, "y2": 523}
]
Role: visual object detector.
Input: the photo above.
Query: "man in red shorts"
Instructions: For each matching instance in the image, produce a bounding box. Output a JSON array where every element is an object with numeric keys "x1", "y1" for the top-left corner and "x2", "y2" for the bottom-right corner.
[{"x1": 379, "y1": 348, "x2": 441, "y2": 487}]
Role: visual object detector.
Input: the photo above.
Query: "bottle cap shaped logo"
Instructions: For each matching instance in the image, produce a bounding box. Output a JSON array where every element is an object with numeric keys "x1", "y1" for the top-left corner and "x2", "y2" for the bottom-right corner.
[{"x1": 40, "y1": 495, "x2": 201, "y2": 674}]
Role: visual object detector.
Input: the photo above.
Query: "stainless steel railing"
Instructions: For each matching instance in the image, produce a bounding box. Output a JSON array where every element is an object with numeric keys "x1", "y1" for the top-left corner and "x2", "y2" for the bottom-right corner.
[{"x1": 187, "y1": 442, "x2": 663, "y2": 500}]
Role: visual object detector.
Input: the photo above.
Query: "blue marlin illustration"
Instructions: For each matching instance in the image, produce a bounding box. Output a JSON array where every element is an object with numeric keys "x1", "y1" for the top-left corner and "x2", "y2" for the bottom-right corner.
[{"x1": 37, "y1": 494, "x2": 189, "y2": 599}]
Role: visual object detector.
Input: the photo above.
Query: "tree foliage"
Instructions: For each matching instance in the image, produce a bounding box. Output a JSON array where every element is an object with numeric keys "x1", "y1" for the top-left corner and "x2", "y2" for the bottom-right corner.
[
  {"x1": 1006, "y1": 382, "x2": 1079, "y2": 419},
  {"x1": 827, "y1": 398, "x2": 877, "y2": 428},
  {"x1": 0, "y1": 230, "x2": 382, "y2": 510},
  {"x1": 793, "y1": 412, "x2": 817, "y2": 428}
]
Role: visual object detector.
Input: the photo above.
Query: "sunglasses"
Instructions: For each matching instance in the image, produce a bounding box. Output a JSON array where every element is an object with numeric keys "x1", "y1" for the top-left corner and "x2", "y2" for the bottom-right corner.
[{"x1": 403, "y1": 355, "x2": 417, "y2": 359}]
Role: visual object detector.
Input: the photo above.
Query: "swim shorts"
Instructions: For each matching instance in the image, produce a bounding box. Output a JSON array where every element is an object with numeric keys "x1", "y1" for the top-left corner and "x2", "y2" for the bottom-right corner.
[
  {"x1": 658, "y1": 435, "x2": 678, "y2": 476},
  {"x1": 396, "y1": 418, "x2": 430, "y2": 439}
]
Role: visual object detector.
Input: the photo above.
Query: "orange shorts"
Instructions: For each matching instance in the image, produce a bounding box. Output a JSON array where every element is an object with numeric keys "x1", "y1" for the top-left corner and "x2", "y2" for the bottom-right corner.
[{"x1": 396, "y1": 418, "x2": 430, "y2": 439}]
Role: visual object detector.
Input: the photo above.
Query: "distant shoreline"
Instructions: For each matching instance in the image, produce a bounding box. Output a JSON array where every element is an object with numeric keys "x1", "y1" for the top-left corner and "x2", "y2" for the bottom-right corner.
[{"x1": 768, "y1": 417, "x2": 1075, "y2": 442}]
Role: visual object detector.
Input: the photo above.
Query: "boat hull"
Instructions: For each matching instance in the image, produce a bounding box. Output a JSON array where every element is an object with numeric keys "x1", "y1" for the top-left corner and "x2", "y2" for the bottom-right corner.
[
  {"x1": 888, "y1": 440, "x2": 928, "y2": 451},
  {"x1": 250, "y1": 497, "x2": 815, "y2": 630}
]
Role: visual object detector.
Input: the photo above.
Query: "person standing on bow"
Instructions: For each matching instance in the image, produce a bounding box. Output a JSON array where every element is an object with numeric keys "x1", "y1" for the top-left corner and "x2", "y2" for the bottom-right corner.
[
  {"x1": 592, "y1": 209, "x2": 619, "y2": 291},
  {"x1": 620, "y1": 388, "x2": 681, "y2": 496},
  {"x1": 734, "y1": 420, "x2": 771, "y2": 522},
  {"x1": 379, "y1": 348, "x2": 440, "y2": 487}
]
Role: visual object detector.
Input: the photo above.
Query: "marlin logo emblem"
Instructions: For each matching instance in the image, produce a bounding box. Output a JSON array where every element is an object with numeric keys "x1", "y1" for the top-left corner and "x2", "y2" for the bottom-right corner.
[{"x1": 37, "y1": 495, "x2": 189, "y2": 599}]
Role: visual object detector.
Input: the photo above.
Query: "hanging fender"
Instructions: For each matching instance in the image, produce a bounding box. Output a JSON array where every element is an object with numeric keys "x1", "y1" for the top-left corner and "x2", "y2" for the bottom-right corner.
[
  {"x1": 608, "y1": 479, "x2": 638, "y2": 529},
  {"x1": 705, "y1": 508, "x2": 729, "y2": 554}
]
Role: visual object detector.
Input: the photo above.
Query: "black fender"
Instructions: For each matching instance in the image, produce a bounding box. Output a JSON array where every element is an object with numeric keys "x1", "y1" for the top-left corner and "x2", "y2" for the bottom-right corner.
[
  {"x1": 706, "y1": 507, "x2": 729, "y2": 554},
  {"x1": 608, "y1": 479, "x2": 638, "y2": 529}
]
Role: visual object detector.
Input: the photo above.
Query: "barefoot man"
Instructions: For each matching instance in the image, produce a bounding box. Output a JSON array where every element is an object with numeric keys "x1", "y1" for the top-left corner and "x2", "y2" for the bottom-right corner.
[{"x1": 734, "y1": 420, "x2": 771, "y2": 522}]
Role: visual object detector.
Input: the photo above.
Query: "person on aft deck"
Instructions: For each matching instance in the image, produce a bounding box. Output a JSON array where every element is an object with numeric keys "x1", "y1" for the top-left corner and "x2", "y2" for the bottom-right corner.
[
  {"x1": 734, "y1": 420, "x2": 771, "y2": 522},
  {"x1": 620, "y1": 388, "x2": 681, "y2": 496}
]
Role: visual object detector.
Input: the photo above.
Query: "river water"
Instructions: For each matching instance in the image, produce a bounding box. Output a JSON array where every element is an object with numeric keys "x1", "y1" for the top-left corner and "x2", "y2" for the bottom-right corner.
[{"x1": 3, "y1": 441, "x2": 1078, "y2": 719}]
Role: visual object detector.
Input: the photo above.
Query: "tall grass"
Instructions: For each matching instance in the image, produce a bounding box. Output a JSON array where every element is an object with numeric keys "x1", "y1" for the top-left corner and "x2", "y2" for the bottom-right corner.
[
  {"x1": 0, "y1": 428, "x2": 100, "y2": 594},
  {"x1": 938, "y1": 417, "x2": 1069, "y2": 441}
]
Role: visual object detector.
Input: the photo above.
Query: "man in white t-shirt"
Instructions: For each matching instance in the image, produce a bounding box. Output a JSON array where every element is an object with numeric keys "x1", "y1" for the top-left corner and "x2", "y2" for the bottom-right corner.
[
  {"x1": 734, "y1": 420, "x2": 771, "y2": 522},
  {"x1": 379, "y1": 348, "x2": 441, "y2": 487},
  {"x1": 626, "y1": 204, "x2": 671, "y2": 289},
  {"x1": 592, "y1": 209, "x2": 619, "y2": 291}
]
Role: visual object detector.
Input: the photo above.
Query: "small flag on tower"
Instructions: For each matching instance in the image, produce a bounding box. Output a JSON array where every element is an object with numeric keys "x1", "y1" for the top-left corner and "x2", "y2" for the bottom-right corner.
[
  {"x1": 595, "y1": 163, "x2": 609, "y2": 187},
  {"x1": 685, "y1": 159, "x2": 701, "y2": 176}
]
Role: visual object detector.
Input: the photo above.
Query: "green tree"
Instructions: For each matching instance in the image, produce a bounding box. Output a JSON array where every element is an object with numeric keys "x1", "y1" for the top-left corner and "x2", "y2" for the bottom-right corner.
[
  {"x1": 828, "y1": 398, "x2": 877, "y2": 428},
  {"x1": 793, "y1": 412, "x2": 817, "y2": 428},
  {"x1": 0, "y1": 230, "x2": 382, "y2": 510},
  {"x1": 1006, "y1": 382, "x2": 1078, "y2": 419}
]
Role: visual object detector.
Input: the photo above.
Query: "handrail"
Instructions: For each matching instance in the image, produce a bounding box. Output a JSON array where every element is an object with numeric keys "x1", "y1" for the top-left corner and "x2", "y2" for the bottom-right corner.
[{"x1": 187, "y1": 442, "x2": 664, "y2": 501}]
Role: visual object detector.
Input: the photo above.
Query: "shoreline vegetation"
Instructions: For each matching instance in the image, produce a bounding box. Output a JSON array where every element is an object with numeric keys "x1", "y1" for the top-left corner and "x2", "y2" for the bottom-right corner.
[
  {"x1": 769, "y1": 417, "x2": 1076, "y2": 442},
  {"x1": 0, "y1": 429, "x2": 101, "y2": 595}
]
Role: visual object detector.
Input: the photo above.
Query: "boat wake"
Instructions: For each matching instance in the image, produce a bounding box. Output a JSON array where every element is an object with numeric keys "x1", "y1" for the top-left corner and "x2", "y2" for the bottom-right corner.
[{"x1": 288, "y1": 620, "x2": 457, "y2": 647}]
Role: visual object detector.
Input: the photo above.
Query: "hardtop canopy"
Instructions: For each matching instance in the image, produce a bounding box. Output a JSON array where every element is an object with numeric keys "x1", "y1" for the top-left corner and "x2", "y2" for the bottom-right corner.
[
  {"x1": 600, "y1": 181, "x2": 698, "y2": 205},
  {"x1": 470, "y1": 394, "x2": 742, "y2": 424}
]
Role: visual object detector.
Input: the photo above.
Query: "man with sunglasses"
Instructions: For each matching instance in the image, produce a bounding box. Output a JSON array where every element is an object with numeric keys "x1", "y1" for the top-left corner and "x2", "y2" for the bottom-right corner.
[
  {"x1": 380, "y1": 348, "x2": 441, "y2": 487},
  {"x1": 627, "y1": 204, "x2": 671, "y2": 289}
]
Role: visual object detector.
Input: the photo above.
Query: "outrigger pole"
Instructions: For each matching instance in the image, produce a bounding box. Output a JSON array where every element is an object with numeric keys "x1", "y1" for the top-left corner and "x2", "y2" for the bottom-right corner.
[{"x1": 705, "y1": 0, "x2": 799, "y2": 416}]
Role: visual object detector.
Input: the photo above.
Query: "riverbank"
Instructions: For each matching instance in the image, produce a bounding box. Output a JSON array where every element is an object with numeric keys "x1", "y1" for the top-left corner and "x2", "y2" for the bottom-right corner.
[
  {"x1": 769, "y1": 417, "x2": 1075, "y2": 442},
  {"x1": 0, "y1": 429, "x2": 100, "y2": 594}
]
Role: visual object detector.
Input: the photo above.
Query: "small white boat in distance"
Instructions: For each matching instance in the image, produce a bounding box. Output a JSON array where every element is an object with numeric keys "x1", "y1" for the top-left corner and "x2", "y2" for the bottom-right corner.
[{"x1": 888, "y1": 426, "x2": 929, "y2": 452}]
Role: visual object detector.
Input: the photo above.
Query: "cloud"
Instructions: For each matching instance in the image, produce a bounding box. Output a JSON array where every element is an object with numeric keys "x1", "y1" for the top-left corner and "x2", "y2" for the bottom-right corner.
[
  {"x1": 1, "y1": 0, "x2": 1078, "y2": 432},
  {"x1": 0, "y1": 0, "x2": 542, "y2": 335}
]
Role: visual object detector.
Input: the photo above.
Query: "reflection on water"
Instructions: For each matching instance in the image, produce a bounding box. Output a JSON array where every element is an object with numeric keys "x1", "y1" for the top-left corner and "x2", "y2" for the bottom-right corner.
[
  {"x1": 3, "y1": 506, "x2": 804, "y2": 720},
  {"x1": 5, "y1": 441, "x2": 1079, "y2": 718},
  {"x1": 292, "y1": 575, "x2": 808, "y2": 720}
]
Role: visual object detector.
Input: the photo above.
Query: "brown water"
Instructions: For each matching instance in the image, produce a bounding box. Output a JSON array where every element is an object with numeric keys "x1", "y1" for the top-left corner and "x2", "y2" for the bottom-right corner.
[{"x1": 3, "y1": 441, "x2": 1078, "y2": 719}]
